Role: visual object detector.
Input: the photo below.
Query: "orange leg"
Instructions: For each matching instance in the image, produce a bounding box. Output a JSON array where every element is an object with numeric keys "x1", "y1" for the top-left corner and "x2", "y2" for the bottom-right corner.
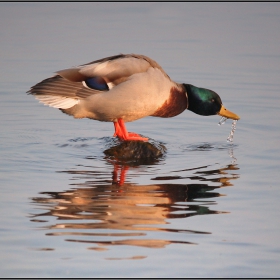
[{"x1": 113, "y1": 119, "x2": 148, "y2": 141}]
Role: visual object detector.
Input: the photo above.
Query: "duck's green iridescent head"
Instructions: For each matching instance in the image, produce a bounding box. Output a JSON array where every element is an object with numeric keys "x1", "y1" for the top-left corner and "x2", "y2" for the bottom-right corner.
[{"x1": 183, "y1": 84, "x2": 240, "y2": 120}]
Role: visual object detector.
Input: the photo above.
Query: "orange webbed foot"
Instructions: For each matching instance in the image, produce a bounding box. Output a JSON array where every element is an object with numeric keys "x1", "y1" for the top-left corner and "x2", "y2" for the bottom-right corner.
[
  {"x1": 113, "y1": 119, "x2": 148, "y2": 141},
  {"x1": 126, "y1": 133, "x2": 149, "y2": 141}
]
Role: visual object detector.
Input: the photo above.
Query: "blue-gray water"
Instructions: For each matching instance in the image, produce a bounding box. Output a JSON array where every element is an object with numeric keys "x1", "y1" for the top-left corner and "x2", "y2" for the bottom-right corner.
[{"x1": 1, "y1": 3, "x2": 280, "y2": 277}]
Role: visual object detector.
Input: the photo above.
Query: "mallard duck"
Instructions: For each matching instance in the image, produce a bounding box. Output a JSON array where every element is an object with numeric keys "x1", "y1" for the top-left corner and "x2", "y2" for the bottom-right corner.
[{"x1": 28, "y1": 53, "x2": 240, "y2": 141}]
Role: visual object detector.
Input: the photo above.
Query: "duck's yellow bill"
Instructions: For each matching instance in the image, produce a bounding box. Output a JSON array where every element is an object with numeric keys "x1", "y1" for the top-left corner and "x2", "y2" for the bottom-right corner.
[{"x1": 218, "y1": 105, "x2": 240, "y2": 120}]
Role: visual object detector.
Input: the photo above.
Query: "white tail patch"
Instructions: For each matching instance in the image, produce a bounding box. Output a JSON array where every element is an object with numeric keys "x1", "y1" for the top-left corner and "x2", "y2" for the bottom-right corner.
[{"x1": 35, "y1": 95, "x2": 80, "y2": 109}]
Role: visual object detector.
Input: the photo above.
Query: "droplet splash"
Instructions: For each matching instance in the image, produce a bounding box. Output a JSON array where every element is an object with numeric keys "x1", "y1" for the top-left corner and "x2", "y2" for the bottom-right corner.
[
  {"x1": 218, "y1": 117, "x2": 238, "y2": 143},
  {"x1": 227, "y1": 119, "x2": 237, "y2": 143}
]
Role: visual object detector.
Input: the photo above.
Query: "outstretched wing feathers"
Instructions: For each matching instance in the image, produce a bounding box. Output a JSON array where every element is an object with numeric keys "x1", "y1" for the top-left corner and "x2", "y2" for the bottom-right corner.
[
  {"x1": 34, "y1": 95, "x2": 80, "y2": 109},
  {"x1": 27, "y1": 75, "x2": 97, "y2": 109}
]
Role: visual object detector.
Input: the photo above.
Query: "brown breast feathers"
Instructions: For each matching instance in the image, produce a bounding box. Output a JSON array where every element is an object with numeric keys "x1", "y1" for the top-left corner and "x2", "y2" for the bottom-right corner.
[{"x1": 151, "y1": 86, "x2": 188, "y2": 118}]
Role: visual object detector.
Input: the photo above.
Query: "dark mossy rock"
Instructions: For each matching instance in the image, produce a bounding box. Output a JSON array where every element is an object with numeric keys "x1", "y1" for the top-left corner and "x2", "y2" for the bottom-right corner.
[{"x1": 104, "y1": 140, "x2": 166, "y2": 164}]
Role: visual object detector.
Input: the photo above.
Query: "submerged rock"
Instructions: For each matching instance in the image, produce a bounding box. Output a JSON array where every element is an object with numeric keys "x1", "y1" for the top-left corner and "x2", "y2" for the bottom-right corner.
[{"x1": 104, "y1": 140, "x2": 166, "y2": 164}]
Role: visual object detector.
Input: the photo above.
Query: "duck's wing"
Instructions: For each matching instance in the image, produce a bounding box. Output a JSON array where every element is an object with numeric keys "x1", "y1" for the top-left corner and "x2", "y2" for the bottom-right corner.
[
  {"x1": 58, "y1": 53, "x2": 170, "y2": 87},
  {"x1": 27, "y1": 54, "x2": 171, "y2": 115},
  {"x1": 27, "y1": 75, "x2": 97, "y2": 109}
]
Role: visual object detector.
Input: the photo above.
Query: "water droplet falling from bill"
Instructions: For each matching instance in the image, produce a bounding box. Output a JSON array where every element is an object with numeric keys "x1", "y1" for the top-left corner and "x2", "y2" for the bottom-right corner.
[
  {"x1": 218, "y1": 116, "x2": 227, "y2": 126},
  {"x1": 227, "y1": 119, "x2": 237, "y2": 142},
  {"x1": 218, "y1": 117, "x2": 238, "y2": 142}
]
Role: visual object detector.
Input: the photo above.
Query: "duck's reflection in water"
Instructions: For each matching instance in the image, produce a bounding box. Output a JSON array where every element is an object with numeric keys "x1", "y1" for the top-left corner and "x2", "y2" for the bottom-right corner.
[{"x1": 30, "y1": 162, "x2": 239, "y2": 250}]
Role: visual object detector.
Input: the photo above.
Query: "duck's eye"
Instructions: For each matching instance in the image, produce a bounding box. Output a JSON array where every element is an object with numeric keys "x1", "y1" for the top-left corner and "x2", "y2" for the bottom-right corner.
[
  {"x1": 211, "y1": 98, "x2": 215, "y2": 103},
  {"x1": 84, "y1": 77, "x2": 109, "y2": 91}
]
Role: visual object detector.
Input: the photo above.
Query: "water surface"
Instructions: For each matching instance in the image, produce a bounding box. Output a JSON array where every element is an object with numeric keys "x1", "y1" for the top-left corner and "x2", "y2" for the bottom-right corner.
[{"x1": 1, "y1": 2, "x2": 280, "y2": 277}]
